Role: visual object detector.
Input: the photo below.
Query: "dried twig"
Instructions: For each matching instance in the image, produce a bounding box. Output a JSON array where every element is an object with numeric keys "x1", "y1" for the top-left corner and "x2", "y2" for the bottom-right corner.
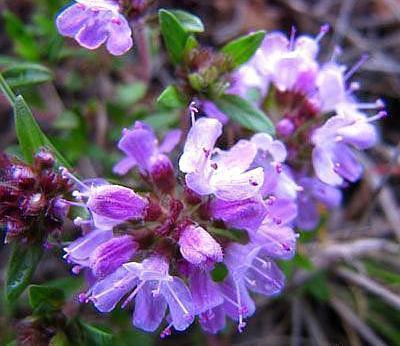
[
  {"x1": 336, "y1": 267, "x2": 400, "y2": 310},
  {"x1": 330, "y1": 297, "x2": 387, "y2": 346}
]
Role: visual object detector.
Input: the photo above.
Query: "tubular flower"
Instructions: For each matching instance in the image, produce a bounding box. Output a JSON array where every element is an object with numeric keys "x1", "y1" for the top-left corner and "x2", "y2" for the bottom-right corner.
[
  {"x1": 179, "y1": 118, "x2": 264, "y2": 201},
  {"x1": 226, "y1": 26, "x2": 385, "y2": 228},
  {"x1": 63, "y1": 117, "x2": 297, "y2": 336},
  {"x1": 56, "y1": 0, "x2": 133, "y2": 55}
]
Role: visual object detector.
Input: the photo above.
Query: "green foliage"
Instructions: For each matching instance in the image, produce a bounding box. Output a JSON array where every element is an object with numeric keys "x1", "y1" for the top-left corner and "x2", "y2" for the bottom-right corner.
[
  {"x1": 28, "y1": 285, "x2": 65, "y2": 314},
  {"x1": 14, "y1": 95, "x2": 70, "y2": 167},
  {"x1": 3, "y1": 11, "x2": 40, "y2": 61},
  {"x1": 169, "y1": 10, "x2": 205, "y2": 33},
  {"x1": 77, "y1": 320, "x2": 114, "y2": 346},
  {"x1": 6, "y1": 243, "x2": 43, "y2": 302},
  {"x1": 214, "y1": 94, "x2": 275, "y2": 134},
  {"x1": 1, "y1": 63, "x2": 53, "y2": 88},
  {"x1": 221, "y1": 31, "x2": 266, "y2": 68},
  {"x1": 159, "y1": 10, "x2": 190, "y2": 64},
  {"x1": 157, "y1": 85, "x2": 187, "y2": 109}
]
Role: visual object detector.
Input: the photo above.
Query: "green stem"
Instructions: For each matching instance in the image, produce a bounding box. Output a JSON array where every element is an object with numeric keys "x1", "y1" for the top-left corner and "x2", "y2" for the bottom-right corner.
[{"x1": 0, "y1": 73, "x2": 16, "y2": 105}]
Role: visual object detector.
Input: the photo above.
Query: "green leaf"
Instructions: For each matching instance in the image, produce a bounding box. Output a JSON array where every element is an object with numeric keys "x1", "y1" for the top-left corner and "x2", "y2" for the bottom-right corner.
[
  {"x1": 169, "y1": 10, "x2": 204, "y2": 32},
  {"x1": 157, "y1": 85, "x2": 186, "y2": 109},
  {"x1": 28, "y1": 285, "x2": 65, "y2": 314},
  {"x1": 159, "y1": 9, "x2": 189, "y2": 64},
  {"x1": 221, "y1": 31, "x2": 266, "y2": 68},
  {"x1": 6, "y1": 243, "x2": 43, "y2": 302},
  {"x1": 2, "y1": 63, "x2": 53, "y2": 87},
  {"x1": 79, "y1": 320, "x2": 113, "y2": 346},
  {"x1": 214, "y1": 94, "x2": 275, "y2": 134},
  {"x1": 115, "y1": 81, "x2": 147, "y2": 107},
  {"x1": 14, "y1": 95, "x2": 70, "y2": 167},
  {"x1": 211, "y1": 263, "x2": 229, "y2": 282}
]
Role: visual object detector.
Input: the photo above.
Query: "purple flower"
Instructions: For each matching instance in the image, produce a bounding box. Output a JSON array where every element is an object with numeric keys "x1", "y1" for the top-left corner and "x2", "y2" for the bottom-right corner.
[
  {"x1": 209, "y1": 197, "x2": 267, "y2": 232},
  {"x1": 86, "y1": 255, "x2": 195, "y2": 332},
  {"x1": 219, "y1": 243, "x2": 285, "y2": 332},
  {"x1": 295, "y1": 177, "x2": 342, "y2": 230},
  {"x1": 250, "y1": 133, "x2": 300, "y2": 199},
  {"x1": 179, "y1": 118, "x2": 264, "y2": 201},
  {"x1": 311, "y1": 110, "x2": 378, "y2": 185},
  {"x1": 63, "y1": 228, "x2": 113, "y2": 273},
  {"x1": 114, "y1": 122, "x2": 181, "y2": 193},
  {"x1": 89, "y1": 235, "x2": 139, "y2": 278},
  {"x1": 230, "y1": 29, "x2": 326, "y2": 100},
  {"x1": 199, "y1": 305, "x2": 226, "y2": 334},
  {"x1": 56, "y1": 0, "x2": 133, "y2": 56},
  {"x1": 84, "y1": 184, "x2": 148, "y2": 229},
  {"x1": 188, "y1": 267, "x2": 223, "y2": 314},
  {"x1": 179, "y1": 225, "x2": 223, "y2": 267}
]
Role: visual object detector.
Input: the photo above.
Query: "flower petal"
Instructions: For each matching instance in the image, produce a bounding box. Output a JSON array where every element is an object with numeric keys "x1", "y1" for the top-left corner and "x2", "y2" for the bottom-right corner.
[
  {"x1": 161, "y1": 277, "x2": 194, "y2": 331},
  {"x1": 106, "y1": 14, "x2": 133, "y2": 55},
  {"x1": 133, "y1": 281, "x2": 167, "y2": 332},
  {"x1": 56, "y1": 3, "x2": 88, "y2": 37}
]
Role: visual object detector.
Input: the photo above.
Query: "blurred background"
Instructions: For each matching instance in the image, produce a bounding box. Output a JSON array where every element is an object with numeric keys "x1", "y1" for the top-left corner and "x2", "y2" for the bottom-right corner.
[{"x1": 0, "y1": 0, "x2": 400, "y2": 345}]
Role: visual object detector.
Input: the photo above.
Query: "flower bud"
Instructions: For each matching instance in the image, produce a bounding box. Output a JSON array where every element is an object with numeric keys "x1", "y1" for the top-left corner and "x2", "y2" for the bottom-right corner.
[
  {"x1": 179, "y1": 225, "x2": 223, "y2": 267},
  {"x1": 90, "y1": 235, "x2": 139, "y2": 278},
  {"x1": 86, "y1": 185, "x2": 148, "y2": 229},
  {"x1": 34, "y1": 149, "x2": 55, "y2": 169}
]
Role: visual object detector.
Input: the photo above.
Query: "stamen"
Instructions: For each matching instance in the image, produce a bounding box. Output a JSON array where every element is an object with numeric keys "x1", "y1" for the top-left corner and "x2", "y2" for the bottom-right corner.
[
  {"x1": 160, "y1": 323, "x2": 173, "y2": 338},
  {"x1": 365, "y1": 110, "x2": 387, "y2": 123},
  {"x1": 121, "y1": 281, "x2": 146, "y2": 308},
  {"x1": 63, "y1": 200, "x2": 86, "y2": 208},
  {"x1": 356, "y1": 99, "x2": 385, "y2": 110},
  {"x1": 235, "y1": 282, "x2": 246, "y2": 333},
  {"x1": 316, "y1": 24, "x2": 329, "y2": 42},
  {"x1": 330, "y1": 46, "x2": 342, "y2": 63},
  {"x1": 165, "y1": 282, "x2": 190, "y2": 315},
  {"x1": 344, "y1": 54, "x2": 369, "y2": 80},
  {"x1": 189, "y1": 101, "x2": 198, "y2": 125},
  {"x1": 289, "y1": 26, "x2": 297, "y2": 51},
  {"x1": 59, "y1": 167, "x2": 88, "y2": 191}
]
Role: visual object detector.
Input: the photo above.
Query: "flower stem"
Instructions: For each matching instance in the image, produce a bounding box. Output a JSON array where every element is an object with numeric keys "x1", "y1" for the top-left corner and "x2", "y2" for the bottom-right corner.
[{"x1": 0, "y1": 73, "x2": 16, "y2": 105}]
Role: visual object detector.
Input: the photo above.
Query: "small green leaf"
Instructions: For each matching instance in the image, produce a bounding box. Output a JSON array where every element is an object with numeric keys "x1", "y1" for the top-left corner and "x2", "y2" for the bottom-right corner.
[
  {"x1": 169, "y1": 10, "x2": 204, "y2": 32},
  {"x1": 157, "y1": 85, "x2": 186, "y2": 109},
  {"x1": 159, "y1": 9, "x2": 189, "y2": 64},
  {"x1": 79, "y1": 320, "x2": 113, "y2": 346},
  {"x1": 6, "y1": 243, "x2": 43, "y2": 302},
  {"x1": 214, "y1": 93, "x2": 275, "y2": 134},
  {"x1": 14, "y1": 95, "x2": 70, "y2": 167},
  {"x1": 28, "y1": 285, "x2": 65, "y2": 314},
  {"x1": 221, "y1": 31, "x2": 266, "y2": 68},
  {"x1": 211, "y1": 263, "x2": 229, "y2": 282},
  {"x1": 2, "y1": 63, "x2": 53, "y2": 87},
  {"x1": 183, "y1": 35, "x2": 199, "y2": 56}
]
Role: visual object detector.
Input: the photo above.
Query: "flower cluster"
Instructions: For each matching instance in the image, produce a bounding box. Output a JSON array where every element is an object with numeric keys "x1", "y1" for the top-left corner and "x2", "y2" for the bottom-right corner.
[
  {"x1": 224, "y1": 26, "x2": 386, "y2": 229},
  {"x1": 0, "y1": 150, "x2": 71, "y2": 243},
  {"x1": 62, "y1": 117, "x2": 298, "y2": 335}
]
